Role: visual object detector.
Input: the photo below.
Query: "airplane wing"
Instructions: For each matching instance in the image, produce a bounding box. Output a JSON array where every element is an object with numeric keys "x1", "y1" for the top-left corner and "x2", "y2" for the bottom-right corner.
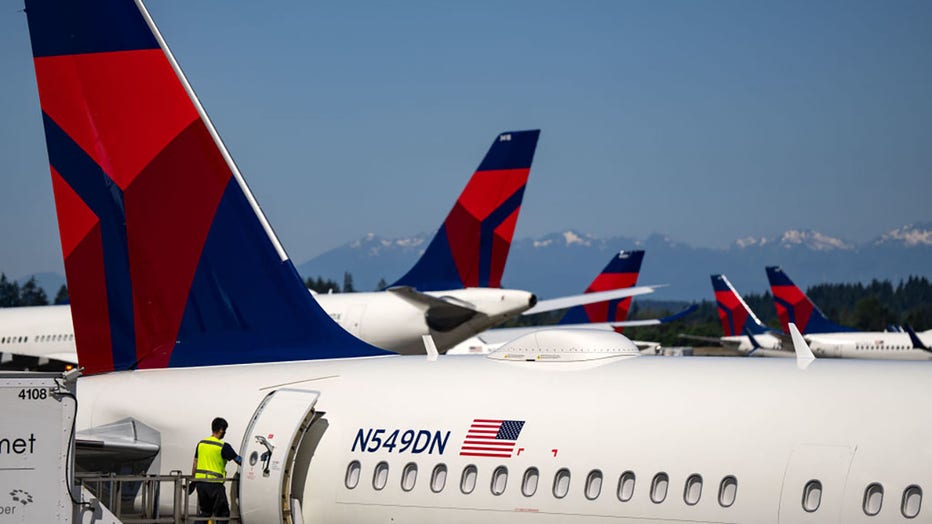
[
  {"x1": 521, "y1": 285, "x2": 663, "y2": 315},
  {"x1": 608, "y1": 304, "x2": 698, "y2": 327},
  {"x1": 678, "y1": 334, "x2": 725, "y2": 345}
]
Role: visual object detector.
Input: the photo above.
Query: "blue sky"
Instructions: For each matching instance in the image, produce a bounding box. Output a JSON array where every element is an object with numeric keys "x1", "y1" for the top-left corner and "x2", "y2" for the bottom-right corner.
[{"x1": 1, "y1": 1, "x2": 930, "y2": 279}]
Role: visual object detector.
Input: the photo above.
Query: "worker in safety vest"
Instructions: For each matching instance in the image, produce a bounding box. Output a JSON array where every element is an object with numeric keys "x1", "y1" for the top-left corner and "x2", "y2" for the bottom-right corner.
[{"x1": 192, "y1": 417, "x2": 241, "y2": 522}]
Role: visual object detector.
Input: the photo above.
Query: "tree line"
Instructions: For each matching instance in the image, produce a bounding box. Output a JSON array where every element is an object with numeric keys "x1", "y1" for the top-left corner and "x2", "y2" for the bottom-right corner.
[
  {"x1": 0, "y1": 273, "x2": 68, "y2": 307},
  {"x1": 502, "y1": 276, "x2": 932, "y2": 348},
  {"x1": 3, "y1": 269, "x2": 929, "y2": 349}
]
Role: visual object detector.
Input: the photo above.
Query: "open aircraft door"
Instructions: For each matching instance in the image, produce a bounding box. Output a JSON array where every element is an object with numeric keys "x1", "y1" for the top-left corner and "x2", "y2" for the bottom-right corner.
[{"x1": 239, "y1": 388, "x2": 321, "y2": 524}]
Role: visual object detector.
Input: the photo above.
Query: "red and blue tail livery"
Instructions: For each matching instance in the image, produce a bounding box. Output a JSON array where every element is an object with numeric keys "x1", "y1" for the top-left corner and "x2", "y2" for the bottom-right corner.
[
  {"x1": 765, "y1": 266, "x2": 855, "y2": 334},
  {"x1": 391, "y1": 130, "x2": 540, "y2": 291},
  {"x1": 711, "y1": 274, "x2": 771, "y2": 337},
  {"x1": 26, "y1": 0, "x2": 388, "y2": 374},
  {"x1": 559, "y1": 250, "x2": 644, "y2": 332}
]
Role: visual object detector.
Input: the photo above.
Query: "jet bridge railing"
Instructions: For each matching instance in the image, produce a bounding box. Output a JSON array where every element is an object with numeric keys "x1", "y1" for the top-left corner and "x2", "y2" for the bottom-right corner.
[{"x1": 76, "y1": 471, "x2": 242, "y2": 523}]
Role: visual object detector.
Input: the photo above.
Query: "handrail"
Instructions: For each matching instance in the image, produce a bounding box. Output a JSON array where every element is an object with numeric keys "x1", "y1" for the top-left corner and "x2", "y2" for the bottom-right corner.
[{"x1": 75, "y1": 471, "x2": 241, "y2": 523}]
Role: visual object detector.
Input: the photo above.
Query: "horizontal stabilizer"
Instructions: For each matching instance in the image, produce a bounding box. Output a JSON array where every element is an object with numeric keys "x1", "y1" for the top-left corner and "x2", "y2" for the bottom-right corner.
[
  {"x1": 678, "y1": 334, "x2": 725, "y2": 345},
  {"x1": 387, "y1": 286, "x2": 480, "y2": 332},
  {"x1": 612, "y1": 304, "x2": 698, "y2": 327},
  {"x1": 522, "y1": 285, "x2": 662, "y2": 315}
]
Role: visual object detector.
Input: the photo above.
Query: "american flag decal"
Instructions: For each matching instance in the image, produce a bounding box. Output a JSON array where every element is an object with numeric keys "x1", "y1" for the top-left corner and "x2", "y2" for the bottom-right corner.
[{"x1": 459, "y1": 419, "x2": 525, "y2": 458}]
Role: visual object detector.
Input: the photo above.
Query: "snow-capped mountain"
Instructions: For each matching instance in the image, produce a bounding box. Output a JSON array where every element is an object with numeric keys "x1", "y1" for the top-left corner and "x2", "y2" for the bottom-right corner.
[
  {"x1": 873, "y1": 222, "x2": 932, "y2": 247},
  {"x1": 296, "y1": 225, "x2": 932, "y2": 300}
]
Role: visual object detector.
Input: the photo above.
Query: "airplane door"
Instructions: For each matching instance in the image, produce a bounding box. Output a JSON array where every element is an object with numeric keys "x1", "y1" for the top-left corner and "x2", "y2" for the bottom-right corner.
[
  {"x1": 778, "y1": 444, "x2": 855, "y2": 524},
  {"x1": 239, "y1": 388, "x2": 320, "y2": 524}
]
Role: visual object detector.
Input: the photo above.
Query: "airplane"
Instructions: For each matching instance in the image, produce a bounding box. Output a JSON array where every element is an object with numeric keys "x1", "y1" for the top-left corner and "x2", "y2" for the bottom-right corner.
[
  {"x1": 446, "y1": 250, "x2": 692, "y2": 355},
  {"x1": 310, "y1": 130, "x2": 658, "y2": 355},
  {"x1": 20, "y1": 1, "x2": 932, "y2": 523},
  {"x1": 0, "y1": 131, "x2": 660, "y2": 364},
  {"x1": 767, "y1": 266, "x2": 932, "y2": 360},
  {"x1": 704, "y1": 274, "x2": 787, "y2": 357},
  {"x1": 0, "y1": 304, "x2": 75, "y2": 369}
]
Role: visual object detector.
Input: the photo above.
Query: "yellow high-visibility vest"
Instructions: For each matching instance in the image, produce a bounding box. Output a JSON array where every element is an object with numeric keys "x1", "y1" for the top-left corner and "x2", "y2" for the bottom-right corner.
[{"x1": 194, "y1": 436, "x2": 227, "y2": 482}]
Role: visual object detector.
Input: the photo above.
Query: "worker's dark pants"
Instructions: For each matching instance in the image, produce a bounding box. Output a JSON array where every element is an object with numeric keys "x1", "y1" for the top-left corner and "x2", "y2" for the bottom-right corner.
[{"x1": 195, "y1": 481, "x2": 230, "y2": 523}]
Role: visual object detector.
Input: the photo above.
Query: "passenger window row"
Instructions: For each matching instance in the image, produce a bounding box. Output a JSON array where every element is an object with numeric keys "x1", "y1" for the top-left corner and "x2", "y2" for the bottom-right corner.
[
  {"x1": 344, "y1": 461, "x2": 738, "y2": 508},
  {"x1": 800, "y1": 480, "x2": 922, "y2": 519},
  {"x1": 0, "y1": 333, "x2": 73, "y2": 344}
]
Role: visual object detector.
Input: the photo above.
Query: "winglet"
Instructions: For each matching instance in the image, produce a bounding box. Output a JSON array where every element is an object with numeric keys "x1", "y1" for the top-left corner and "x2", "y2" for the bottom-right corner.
[
  {"x1": 391, "y1": 130, "x2": 540, "y2": 291},
  {"x1": 788, "y1": 322, "x2": 815, "y2": 369},
  {"x1": 904, "y1": 324, "x2": 931, "y2": 352}
]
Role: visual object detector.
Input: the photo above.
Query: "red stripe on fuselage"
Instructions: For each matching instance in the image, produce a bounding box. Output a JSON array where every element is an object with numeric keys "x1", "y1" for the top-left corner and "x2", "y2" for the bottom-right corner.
[
  {"x1": 34, "y1": 49, "x2": 198, "y2": 191},
  {"x1": 124, "y1": 120, "x2": 233, "y2": 368},
  {"x1": 51, "y1": 167, "x2": 98, "y2": 259},
  {"x1": 64, "y1": 223, "x2": 114, "y2": 374}
]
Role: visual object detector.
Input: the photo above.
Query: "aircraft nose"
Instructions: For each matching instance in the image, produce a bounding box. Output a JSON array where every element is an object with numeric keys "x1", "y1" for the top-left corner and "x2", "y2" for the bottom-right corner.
[{"x1": 528, "y1": 294, "x2": 538, "y2": 309}]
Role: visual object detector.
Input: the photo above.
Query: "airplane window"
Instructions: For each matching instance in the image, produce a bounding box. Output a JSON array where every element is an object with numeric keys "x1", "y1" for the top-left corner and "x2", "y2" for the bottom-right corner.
[
  {"x1": 902, "y1": 485, "x2": 922, "y2": 519},
  {"x1": 344, "y1": 461, "x2": 361, "y2": 489},
  {"x1": 460, "y1": 465, "x2": 477, "y2": 494},
  {"x1": 430, "y1": 464, "x2": 447, "y2": 493},
  {"x1": 372, "y1": 461, "x2": 389, "y2": 491},
  {"x1": 864, "y1": 483, "x2": 884, "y2": 516},
  {"x1": 650, "y1": 473, "x2": 669, "y2": 503},
  {"x1": 802, "y1": 480, "x2": 822, "y2": 512},
  {"x1": 491, "y1": 466, "x2": 508, "y2": 496},
  {"x1": 585, "y1": 470, "x2": 603, "y2": 501},
  {"x1": 553, "y1": 468, "x2": 571, "y2": 499},
  {"x1": 684, "y1": 474, "x2": 702, "y2": 506},
  {"x1": 521, "y1": 467, "x2": 539, "y2": 497},
  {"x1": 719, "y1": 476, "x2": 737, "y2": 507},
  {"x1": 617, "y1": 471, "x2": 636, "y2": 502},
  {"x1": 69, "y1": 334, "x2": 74, "y2": 340},
  {"x1": 401, "y1": 462, "x2": 418, "y2": 492}
]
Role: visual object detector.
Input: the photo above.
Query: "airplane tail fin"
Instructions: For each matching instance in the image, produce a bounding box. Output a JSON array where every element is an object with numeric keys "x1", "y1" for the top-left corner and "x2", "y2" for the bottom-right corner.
[
  {"x1": 391, "y1": 130, "x2": 540, "y2": 291},
  {"x1": 559, "y1": 250, "x2": 645, "y2": 332},
  {"x1": 904, "y1": 324, "x2": 931, "y2": 352},
  {"x1": 711, "y1": 274, "x2": 770, "y2": 336},
  {"x1": 25, "y1": 0, "x2": 388, "y2": 374},
  {"x1": 765, "y1": 266, "x2": 855, "y2": 334}
]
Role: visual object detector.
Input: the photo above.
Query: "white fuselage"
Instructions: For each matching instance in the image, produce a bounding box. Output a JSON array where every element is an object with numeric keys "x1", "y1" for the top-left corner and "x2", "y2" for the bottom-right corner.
[
  {"x1": 805, "y1": 331, "x2": 932, "y2": 360},
  {"x1": 0, "y1": 287, "x2": 535, "y2": 362},
  {"x1": 718, "y1": 333, "x2": 790, "y2": 357},
  {"x1": 317, "y1": 287, "x2": 535, "y2": 354},
  {"x1": 0, "y1": 305, "x2": 76, "y2": 365},
  {"x1": 77, "y1": 352, "x2": 932, "y2": 523}
]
